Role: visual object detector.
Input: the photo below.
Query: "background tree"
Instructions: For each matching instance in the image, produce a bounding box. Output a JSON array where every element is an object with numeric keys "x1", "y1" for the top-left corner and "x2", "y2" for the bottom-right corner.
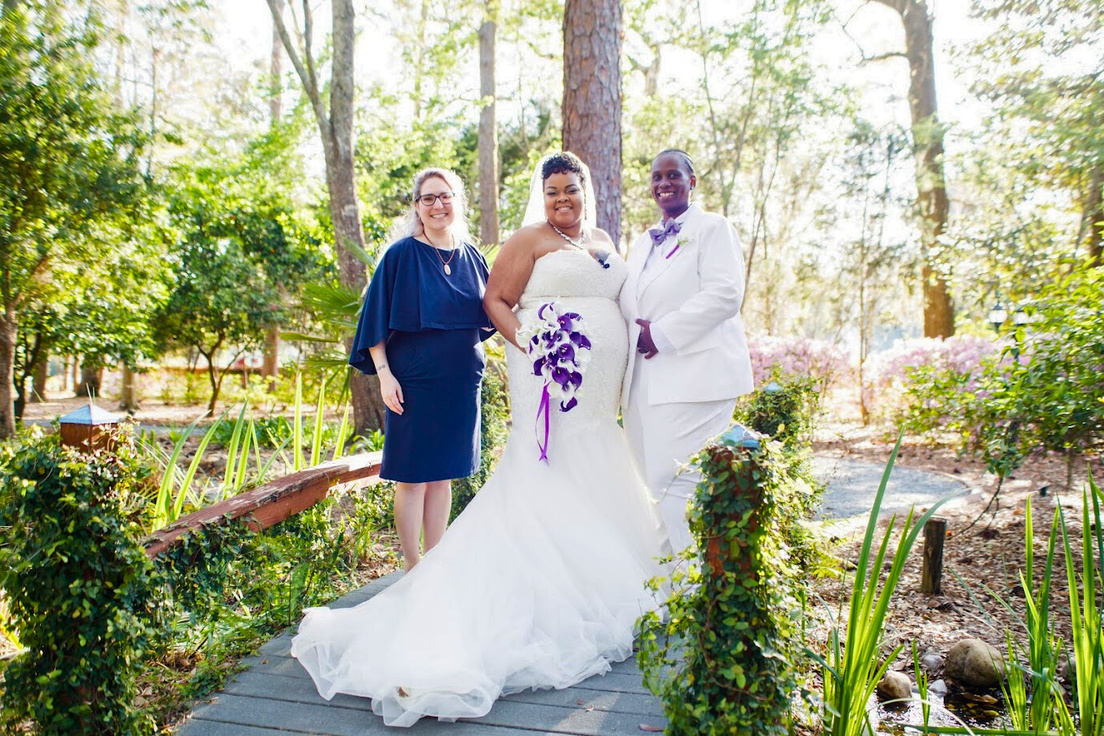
[
  {"x1": 266, "y1": 0, "x2": 383, "y2": 435},
  {"x1": 866, "y1": 0, "x2": 956, "y2": 337},
  {"x1": 970, "y1": 0, "x2": 1104, "y2": 268},
  {"x1": 154, "y1": 235, "x2": 279, "y2": 414},
  {"x1": 479, "y1": 1, "x2": 500, "y2": 247},
  {"x1": 563, "y1": 0, "x2": 623, "y2": 245},
  {"x1": 0, "y1": 6, "x2": 145, "y2": 437}
]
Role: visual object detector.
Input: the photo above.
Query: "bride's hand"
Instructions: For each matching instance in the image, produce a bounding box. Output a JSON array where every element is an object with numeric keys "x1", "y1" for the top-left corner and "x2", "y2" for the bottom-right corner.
[{"x1": 378, "y1": 369, "x2": 405, "y2": 415}]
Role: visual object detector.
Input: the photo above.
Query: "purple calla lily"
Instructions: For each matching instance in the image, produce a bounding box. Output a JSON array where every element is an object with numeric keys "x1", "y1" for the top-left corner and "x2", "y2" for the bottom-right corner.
[{"x1": 527, "y1": 301, "x2": 594, "y2": 461}]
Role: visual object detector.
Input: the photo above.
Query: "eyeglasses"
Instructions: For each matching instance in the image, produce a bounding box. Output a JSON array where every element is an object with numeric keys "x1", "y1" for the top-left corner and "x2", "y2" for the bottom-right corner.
[{"x1": 416, "y1": 191, "x2": 455, "y2": 206}]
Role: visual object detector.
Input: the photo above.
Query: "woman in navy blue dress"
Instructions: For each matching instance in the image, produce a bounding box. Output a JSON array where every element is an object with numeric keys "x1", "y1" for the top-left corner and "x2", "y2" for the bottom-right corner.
[{"x1": 349, "y1": 168, "x2": 494, "y2": 571}]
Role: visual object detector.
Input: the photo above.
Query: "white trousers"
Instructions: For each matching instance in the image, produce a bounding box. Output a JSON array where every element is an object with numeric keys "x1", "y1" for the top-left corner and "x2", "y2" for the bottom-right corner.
[{"x1": 623, "y1": 369, "x2": 736, "y2": 555}]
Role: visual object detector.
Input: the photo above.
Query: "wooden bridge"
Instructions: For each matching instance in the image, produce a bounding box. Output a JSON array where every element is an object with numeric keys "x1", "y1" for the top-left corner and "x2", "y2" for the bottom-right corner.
[
  {"x1": 148, "y1": 453, "x2": 667, "y2": 735},
  {"x1": 175, "y1": 572, "x2": 666, "y2": 735}
]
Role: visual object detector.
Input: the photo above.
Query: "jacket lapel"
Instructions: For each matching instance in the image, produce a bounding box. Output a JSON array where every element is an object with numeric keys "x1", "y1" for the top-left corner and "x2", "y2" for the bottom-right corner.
[
  {"x1": 637, "y1": 204, "x2": 699, "y2": 300},
  {"x1": 624, "y1": 233, "x2": 651, "y2": 315}
]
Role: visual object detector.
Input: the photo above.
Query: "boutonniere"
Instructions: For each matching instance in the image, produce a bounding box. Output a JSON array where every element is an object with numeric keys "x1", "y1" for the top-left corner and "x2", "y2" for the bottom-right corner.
[{"x1": 665, "y1": 235, "x2": 690, "y2": 260}]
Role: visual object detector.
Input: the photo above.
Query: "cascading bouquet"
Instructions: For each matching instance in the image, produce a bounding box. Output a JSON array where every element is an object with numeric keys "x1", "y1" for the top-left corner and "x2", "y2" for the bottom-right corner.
[{"x1": 515, "y1": 301, "x2": 592, "y2": 461}]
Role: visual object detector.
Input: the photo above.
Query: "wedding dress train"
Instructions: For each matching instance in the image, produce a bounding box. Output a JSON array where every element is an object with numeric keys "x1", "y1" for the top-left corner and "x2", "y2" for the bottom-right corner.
[{"x1": 290, "y1": 249, "x2": 667, "y2": 727}]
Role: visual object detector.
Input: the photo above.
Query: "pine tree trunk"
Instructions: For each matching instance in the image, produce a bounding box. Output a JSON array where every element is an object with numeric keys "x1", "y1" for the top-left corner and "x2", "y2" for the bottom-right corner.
[
  {"x1": 563, "y1": 0, "x2": 623, "y2": 247},
  {"x1": 328, "y1": 0, "x2": 384, "y2": 434},
  {"x1": 478, "y1": 8, "x2": 500, "y2": 248},
  {"x1": 263, "y1": 15, "x2": 283, "y2": 388},
  {"x1": 0, "y1": 312, "x2": 16, "y2": 437},
  {"x1": 873, "y1": 0, "x2": 955, "y2": 337}
]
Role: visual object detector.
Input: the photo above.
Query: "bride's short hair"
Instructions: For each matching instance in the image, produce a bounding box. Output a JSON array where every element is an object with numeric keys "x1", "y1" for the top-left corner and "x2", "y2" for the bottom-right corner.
[
  {"x1": 541, "y1": 152, "x2": 587, "y2": 184},
  {"x1": 388, "y1": 168, "x2": 474, "y2": 246}
]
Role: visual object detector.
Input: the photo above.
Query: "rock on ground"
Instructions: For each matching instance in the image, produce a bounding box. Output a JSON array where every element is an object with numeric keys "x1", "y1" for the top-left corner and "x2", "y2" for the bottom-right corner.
[{"x1": 944, "y1": 638, "x2": 1005, "y2": 690}]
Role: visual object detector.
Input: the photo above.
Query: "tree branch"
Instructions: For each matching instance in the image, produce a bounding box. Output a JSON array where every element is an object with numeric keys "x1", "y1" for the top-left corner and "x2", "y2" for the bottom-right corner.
[
  {"x1": 301, "y1": 0, "x2": 322, "y2": 122},
  {"x1": 862, "y1": 51, "x2": 908, "y2": 63},
  {"x1": 265, "y1": 0, "x2": 327, "y2": 130}
]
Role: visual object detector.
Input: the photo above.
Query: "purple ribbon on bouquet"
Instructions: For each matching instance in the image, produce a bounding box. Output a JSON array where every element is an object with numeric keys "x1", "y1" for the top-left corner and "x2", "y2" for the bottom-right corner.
[{"x1": 535, "y1": 384, "x2": 551, "y2": 462}]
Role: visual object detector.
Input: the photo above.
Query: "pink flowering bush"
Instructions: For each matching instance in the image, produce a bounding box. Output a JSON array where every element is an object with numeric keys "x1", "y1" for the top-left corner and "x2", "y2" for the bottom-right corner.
[
  {"x1": 866, "y1": 266, "x2": 1104, "y2": 481},
  {"x1": 748, "y1": 336, "x2": 850, "y2": 394},
  {"x1": 864, "y1": 336, "x2": 1000, "y2": 431}
]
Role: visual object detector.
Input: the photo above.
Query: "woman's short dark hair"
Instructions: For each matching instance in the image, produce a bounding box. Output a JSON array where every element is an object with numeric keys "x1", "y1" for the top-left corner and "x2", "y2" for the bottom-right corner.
[
  {"x1": 654, "y1": 148, "x2": 695, "y2": 176},
  {"x1": 542, "y1": 151, "x2": 587, "y2": 183}
]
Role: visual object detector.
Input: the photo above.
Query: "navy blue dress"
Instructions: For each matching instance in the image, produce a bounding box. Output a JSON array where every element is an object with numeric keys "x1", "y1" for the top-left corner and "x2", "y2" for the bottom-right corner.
[{"x1": 350, "y1": 237, "x2": 494, "y2": 483}]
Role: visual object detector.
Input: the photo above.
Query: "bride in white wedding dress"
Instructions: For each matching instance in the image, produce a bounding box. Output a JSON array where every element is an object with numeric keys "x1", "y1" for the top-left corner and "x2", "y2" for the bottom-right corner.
[{"x1": 291, "y1": 153, "x2": 668, "y2": 727}]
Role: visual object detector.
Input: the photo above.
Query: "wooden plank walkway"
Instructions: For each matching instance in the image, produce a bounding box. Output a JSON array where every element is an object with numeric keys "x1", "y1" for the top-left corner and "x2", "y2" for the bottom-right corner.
[{"x1": 175, "y1": 572, "x2": 667, "y2": 735}]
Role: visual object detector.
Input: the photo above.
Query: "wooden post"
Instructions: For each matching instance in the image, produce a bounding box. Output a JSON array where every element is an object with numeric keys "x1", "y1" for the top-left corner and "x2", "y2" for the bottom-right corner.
[{"x1": 921, "y1": 516, "x2": 947, "y2": 594}]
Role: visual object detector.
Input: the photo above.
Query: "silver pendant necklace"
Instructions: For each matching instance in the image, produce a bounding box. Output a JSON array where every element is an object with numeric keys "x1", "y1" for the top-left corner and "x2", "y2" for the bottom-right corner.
[{"x1": 547, "y1": 221, "x2": 588, "y2": 250}]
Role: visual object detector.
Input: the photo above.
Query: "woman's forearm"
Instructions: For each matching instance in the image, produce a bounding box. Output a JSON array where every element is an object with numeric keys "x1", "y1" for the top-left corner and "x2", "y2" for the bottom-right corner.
[
  {"x1": 484, "y1": 298, "x2": 523, "y2": 351},
  {"x1": 367, "y1": 342, "x2": 391, "y2": 374}
]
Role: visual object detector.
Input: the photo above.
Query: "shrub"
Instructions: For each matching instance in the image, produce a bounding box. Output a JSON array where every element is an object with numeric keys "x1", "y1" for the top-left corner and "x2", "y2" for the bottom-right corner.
[
  {"x1": 883, "y1": 268, "x2": 1104, "y2": 483},
  {"x1": 734, "y1": 376, "x2": 821, "y2": 449},
  {"x1": 864, "y1": 335, "x2": 998, "y2": 431},
  {"x1": 0, "y1": 429, "x2": 161, "y2": 736}
]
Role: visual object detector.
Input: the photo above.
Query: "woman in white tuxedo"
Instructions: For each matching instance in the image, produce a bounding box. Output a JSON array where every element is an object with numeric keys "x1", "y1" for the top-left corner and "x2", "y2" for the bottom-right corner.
[{"x1": 621, "y1": 149, "x2": 755, "y2": 554}]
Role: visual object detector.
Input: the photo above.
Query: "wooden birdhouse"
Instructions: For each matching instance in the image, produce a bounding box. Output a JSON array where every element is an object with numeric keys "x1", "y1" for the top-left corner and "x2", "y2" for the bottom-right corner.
[{"x1": 58, "y1": 404, "x2": 120, "y2": 451}]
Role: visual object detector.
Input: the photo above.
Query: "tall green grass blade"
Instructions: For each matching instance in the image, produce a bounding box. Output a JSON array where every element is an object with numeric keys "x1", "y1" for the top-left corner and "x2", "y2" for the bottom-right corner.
[
  {"x1": 824, "y1": 432, "x2": 954, "y2": 736},
  {"x1": 171, "y1": 421, "x2": 220, "y2": 520},
  {"x1": 222, "y1": 402, "x2": 249, "y2": 490},
  {"x1": 233, "y1": 417, "x2": 253, "y2": 491},
  {"x1": 250, "y1": 420, "x2": 264, "y2": 476},
  {"x1": 293, "y1": 373, "x2": 304, "y2": 472},
  {"x1": 260, "y1": 435, "x2": 294, "y2": 482},
  {"x1": 1059, "y1": 483, "x2": 1104, "y2": 736},
  {"x1": 311, "y1": 376, "x2": 327, "y2": 468},
  {"x1": 152, "y1": 415, "x2": 204, "y2": 530},
  {"x1": 331, "y1": 404, "x2": 351, "y2": 461}
]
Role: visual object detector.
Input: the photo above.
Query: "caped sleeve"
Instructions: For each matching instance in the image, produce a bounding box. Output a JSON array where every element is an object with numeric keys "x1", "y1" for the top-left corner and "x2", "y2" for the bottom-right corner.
[{"x1": 349, "y1": 244, "x2": 401, "y2": 375}]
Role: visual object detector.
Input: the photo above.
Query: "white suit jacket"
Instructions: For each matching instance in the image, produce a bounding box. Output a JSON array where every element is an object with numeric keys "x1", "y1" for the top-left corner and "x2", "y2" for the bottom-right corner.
[{"x1": 620, "y1": 204, "x2": 754, "y2": 407}]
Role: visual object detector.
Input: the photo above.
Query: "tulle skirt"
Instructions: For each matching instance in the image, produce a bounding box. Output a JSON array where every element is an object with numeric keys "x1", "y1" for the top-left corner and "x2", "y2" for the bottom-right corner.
[{"x1": 290, "y1": 421, "x2": 666, "y2": 727}]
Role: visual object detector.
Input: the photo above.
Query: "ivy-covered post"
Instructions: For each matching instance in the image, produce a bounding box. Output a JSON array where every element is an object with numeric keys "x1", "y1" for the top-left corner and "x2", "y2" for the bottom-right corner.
[
  {"x1": 638, "y1": 424, "x2": 801, "y2": 734},
  {"x1": 701, "y1": 425, "x2": 764, "y2": 581},
  {"x1": 0, "y1": 429, "x2": 160, "y2": 735}
]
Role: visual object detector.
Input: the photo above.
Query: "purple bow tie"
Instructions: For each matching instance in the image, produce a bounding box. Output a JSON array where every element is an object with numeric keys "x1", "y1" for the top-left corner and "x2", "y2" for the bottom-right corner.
[{"x1": 649, "y1": 219, "x2": 681, "y2": 246}]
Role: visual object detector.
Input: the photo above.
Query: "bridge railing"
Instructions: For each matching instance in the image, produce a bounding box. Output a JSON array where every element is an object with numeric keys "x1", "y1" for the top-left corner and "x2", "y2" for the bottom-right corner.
[{"x1": 143, "y1": 451, "x2": 384, "y2": 558}]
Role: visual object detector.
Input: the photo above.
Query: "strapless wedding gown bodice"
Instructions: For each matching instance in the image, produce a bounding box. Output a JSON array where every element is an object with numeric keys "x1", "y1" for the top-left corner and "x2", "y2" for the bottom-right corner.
[
  {"x1": 291, "y1": 249, "x2": 666, "y2": 727},
  {"x1": 510, "y1": 249, "x2": 629, "y2": 442}
]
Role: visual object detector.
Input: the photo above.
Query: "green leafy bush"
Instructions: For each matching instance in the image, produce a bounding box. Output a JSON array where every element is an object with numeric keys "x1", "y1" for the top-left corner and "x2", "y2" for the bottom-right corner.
[
  {"x1": 0, "y1": 429, "x2": 160, "y2": 736},
  {"x1": 637, "y1": 434, "x2": 805, "y2": 735},
  {"x1": 896, "y1": 267, "x2": 1104, "y2": 483},
  {"x1": 734, "y1": 376, "x2": 820, "y2": 449}
]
